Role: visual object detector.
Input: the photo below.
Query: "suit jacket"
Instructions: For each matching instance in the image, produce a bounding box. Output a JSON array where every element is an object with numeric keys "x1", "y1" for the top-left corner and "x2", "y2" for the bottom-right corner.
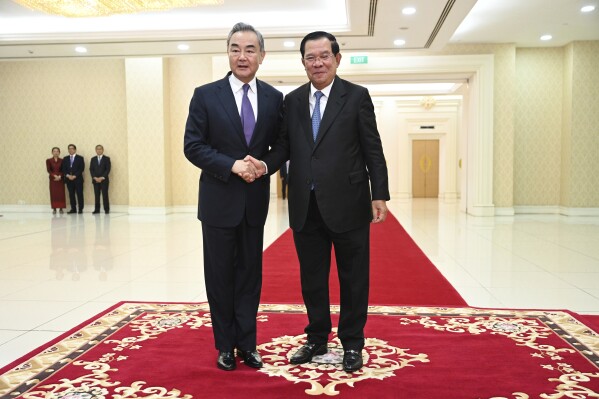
[
  {"x1": 184, "y1": 72, "x2": 284, "y2": 228},
  {"x1": 61, "y1": 154, "x2": 85, "y2": 181},
  {"x1": 263, "y1": 76, "x2": 390, "y2": 233},
  {"x1": 89, "y1": 155, "x2": 111, "y2": 181}
]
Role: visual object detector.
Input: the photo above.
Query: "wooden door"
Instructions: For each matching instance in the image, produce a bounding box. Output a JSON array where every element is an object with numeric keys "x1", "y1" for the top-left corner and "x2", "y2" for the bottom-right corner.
[{"x1": 412, "y1": 140, "x2": 439, "y2": 198}]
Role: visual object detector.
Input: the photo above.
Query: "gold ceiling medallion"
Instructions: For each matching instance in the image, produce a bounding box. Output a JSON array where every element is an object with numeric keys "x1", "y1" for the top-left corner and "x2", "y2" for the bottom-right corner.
[
  {"x1": 420, "y1": 96, "x2": 436, "y2": 110},
  {"x1": 12, "y1": 0, "x2": 224, "y2": 17}
]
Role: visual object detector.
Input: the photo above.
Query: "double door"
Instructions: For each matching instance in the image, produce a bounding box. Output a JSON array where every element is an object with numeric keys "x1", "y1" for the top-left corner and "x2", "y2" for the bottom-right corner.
[{"x1": 412, "y1": 140, "x2": 439, "y2": 198}]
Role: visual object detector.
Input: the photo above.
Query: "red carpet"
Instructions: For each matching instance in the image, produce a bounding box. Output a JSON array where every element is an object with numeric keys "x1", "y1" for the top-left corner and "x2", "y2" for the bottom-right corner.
[
  {"x1": 262, "y1": 212, "x2": 467, "y2": 307},
  {"x1": 1, "y1": 302, "x2": 598, "y2": 398},
  {"x1": 2, "y1": 213, "x2": 599, "y2": 397}
]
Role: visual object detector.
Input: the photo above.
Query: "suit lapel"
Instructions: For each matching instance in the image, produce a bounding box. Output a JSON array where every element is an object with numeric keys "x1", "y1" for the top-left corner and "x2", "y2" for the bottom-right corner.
[
  {"x1": 315, "y1": 76, "x2": 346, "y2": 149},
  {"x1": 295, "y1": 84, "x2": 314, "y2": 149},
  {"x1": 252, "y1": 79, "x2": 270, "y2": 146},
  {"x1": 215, "y1": 74, "x2": 246, "y2": 146}
]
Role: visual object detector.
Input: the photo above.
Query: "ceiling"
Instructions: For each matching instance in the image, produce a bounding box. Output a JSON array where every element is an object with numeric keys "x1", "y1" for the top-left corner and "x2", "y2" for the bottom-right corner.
[{"x1": 0, "y1": 0, "x2": 597, "y2": 60}]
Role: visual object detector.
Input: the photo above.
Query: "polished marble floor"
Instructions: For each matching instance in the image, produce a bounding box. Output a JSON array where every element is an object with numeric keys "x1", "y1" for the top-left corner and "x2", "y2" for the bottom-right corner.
[{"x1": 1, "y1": 198, "x2": 599, "y2": 368}]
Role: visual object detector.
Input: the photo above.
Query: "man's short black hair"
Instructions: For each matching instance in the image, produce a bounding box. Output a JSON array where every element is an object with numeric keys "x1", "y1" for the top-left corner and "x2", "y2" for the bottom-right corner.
[{"x1": 300, "y1": 31, "x2": 340, "y2": 58}]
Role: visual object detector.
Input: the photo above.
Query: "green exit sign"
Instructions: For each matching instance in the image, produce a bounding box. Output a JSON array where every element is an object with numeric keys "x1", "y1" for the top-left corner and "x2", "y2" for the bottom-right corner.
[{"x1": 350, "y1": 56, "x2": 368, "y2": 64}]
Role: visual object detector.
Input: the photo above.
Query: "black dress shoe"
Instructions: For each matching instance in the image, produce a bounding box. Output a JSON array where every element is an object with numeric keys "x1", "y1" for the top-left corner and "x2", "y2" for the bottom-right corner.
[
  {"x1": 237, "y1": 349, "x2": 263, "y2": 368},
  {"x1": 67, "y1": 210, "x2": 77, "y2": 214},
  {"x1": 78, "y1": 210, "x2": 83, "y2": 214},
  {"x1": 217, "y1": 351, "x2": 236, "y2": 371},
  {"x1": 342, "y1": 350, "x2": 363, "y2": 373},
  {"x1": 290, "y1": 342, "x2": 327, "y2": 364},
  {"x1": 92, "y1": 210, "x2": 100, "y2": 214}
]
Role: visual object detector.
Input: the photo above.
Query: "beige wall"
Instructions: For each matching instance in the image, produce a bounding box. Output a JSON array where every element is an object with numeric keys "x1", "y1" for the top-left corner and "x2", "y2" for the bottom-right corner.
[
  {"x1": 563, "y1": 41, "x2": 599, "y2": 207},
  {"x1": 514, "y1": 42, "x2": 599, "y2": 207},
  {"x1": 0, "y1": 59, "x2": 128, "y2": 208},
  {"x1": 0, "y1": 41, "x2": 597, "y2": 211},
  {"x1": 515, "y1": 47, "x2": 564, "y2": 205},
  {"x1": 168, "y1": 55, "x2": 214, "y2": 207}
]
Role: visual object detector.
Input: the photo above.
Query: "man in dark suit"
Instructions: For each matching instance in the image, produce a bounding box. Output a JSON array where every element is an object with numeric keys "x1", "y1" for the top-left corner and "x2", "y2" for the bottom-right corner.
[
  {"x1": 279, "y1": 161, "x2": 289, "y2": 199},
  {"x1": 251, "y1": 31, "x2": 390, "y2": 373},
  {"x1": 90, "y1": 144, "x2": 111, "y2": 214},
  {"x1": 183, "y1": 22, "x2": 283, "y2": 371},
  {"x1": 62, "y1": 143, "x2": 85, "y2": 214}
]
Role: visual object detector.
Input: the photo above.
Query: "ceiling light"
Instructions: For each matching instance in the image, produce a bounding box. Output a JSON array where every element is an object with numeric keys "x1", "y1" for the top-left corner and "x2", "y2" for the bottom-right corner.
[
  {"x1": 177, "y1": 44, "x2": 190, "y2": 51},
  {"x1": 283, "y1": 41, "x2": 295, "y2": 48},
  {"x1": 12, "y1": 0, "x2": 224, "y2": 17},
  {"x1": 402, "y1": 7, "x2": 416, "y2": 15},
  {"x1": 540, "y1": 35, "x2": 553, "y2": 41},
  {"x1": 581, "y1": 5, "x2": 596, "y2": 12},
  {"x1": 394, "y1": 39, "x2": 406, "y2": 46},
  {"x1": 75, "y1": 46, "x2": 87, "y2": 53}
]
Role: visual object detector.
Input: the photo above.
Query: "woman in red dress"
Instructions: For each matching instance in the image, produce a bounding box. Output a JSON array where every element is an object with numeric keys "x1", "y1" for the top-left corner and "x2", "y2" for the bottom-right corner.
[{"x1": 46, "y1": 147, "x2": 66, "y2": 214}]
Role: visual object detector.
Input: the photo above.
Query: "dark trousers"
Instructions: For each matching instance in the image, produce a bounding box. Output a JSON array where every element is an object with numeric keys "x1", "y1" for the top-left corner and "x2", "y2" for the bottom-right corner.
[
  {"x1": 93, "y1": 180, "x2": 110, "y2": 212},
  {"x1": 281, "y1": 179, "x2": 288, "y2": 199},
  {"x1": 66, "y1": 178, "x2": 84, "y2": 211},
  {"x1": 201, "y1": 218, "x2": 264, "y2": 352},
  {"x1": 293, "y1": 192, "x2": 370, "y2": 351}
]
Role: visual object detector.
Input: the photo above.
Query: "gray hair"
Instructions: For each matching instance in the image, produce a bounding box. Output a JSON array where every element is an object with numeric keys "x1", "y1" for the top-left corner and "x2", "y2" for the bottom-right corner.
[{"x1": 227, "y1": 22, "x2": 265, "y2": 53}]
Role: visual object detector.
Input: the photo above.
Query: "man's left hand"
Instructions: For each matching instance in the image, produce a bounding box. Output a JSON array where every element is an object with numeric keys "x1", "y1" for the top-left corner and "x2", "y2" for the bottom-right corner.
[{"x1": 371, "y1": 200, "x2": 388, "y2": 223}]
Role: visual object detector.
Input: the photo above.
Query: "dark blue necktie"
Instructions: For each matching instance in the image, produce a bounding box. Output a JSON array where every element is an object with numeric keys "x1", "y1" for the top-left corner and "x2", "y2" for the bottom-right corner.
[
  {"x1": 312, "y1": 91, "x2": 323, "y2": 142},
  {"x1": 241, "y1": 84, "x2": 255, "y2": 145}
]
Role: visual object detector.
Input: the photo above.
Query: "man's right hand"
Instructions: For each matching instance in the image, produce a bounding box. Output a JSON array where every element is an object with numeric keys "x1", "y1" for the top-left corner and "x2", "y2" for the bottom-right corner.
[
  {"x1": 244, "y1": 156, "x2": 266, "y2": 178},
  {"x1": 232, "y1": 159, "x2": 257, "y2": 183}
]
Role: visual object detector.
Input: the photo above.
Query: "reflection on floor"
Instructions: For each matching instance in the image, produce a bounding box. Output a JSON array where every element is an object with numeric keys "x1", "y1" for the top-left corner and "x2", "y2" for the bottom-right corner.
[{"x1": 1, "y1": 198, "x2": 598, "y2": 368}]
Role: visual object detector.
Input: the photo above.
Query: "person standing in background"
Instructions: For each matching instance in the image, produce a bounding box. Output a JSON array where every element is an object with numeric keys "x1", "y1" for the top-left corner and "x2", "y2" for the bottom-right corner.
[
  {"x1": 90, "y1": 144, "x2": 111, "y2": 214},
  {"x1": 46, "y1": 147, "x2": 66, "y2": 214},
  {"x1": 279, "y1": 160, "x2": 289, "y2": 200},
  {"x1": 62, "y1": 144, "x2": 85, "y2": 214},
  {"x1": 183, "y1": 22, "x2": 283, "y2": 371}
]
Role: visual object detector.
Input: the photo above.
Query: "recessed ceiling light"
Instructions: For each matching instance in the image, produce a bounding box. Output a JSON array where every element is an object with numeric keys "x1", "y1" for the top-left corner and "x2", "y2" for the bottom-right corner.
[
  {"x1": 283, "y1": 41, "x2": 295, "y2": 48},
  {"x1": 581, "y1": 5, "x2": 596, "y2": 12},
  {"x1": 540, "y1": 34, "x2": 553, "y2": 41},
  {"x1": 177, "y1": 44, "x2": 190, "y2": 51},
  {"x1": 75, "y1": 46, "x2": 87, "y2": 53},
  {"x1": 394, "y1": 39, "x2": 406, "y2": 46},
  {"x1": 402, "y1": 7, "x2": 416, "y2": 15}
]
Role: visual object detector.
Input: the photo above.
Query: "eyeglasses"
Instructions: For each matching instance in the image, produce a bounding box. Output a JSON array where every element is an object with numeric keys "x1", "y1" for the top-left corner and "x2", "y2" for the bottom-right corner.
[{"x1": 303, "y1": 53, "x2": 335, "y2": 64}]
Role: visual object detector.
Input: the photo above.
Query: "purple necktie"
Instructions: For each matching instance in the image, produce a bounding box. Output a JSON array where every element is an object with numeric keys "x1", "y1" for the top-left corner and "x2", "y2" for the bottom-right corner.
[{"x1": 241, "y1": 84, "x2": 255, "y2": 145}]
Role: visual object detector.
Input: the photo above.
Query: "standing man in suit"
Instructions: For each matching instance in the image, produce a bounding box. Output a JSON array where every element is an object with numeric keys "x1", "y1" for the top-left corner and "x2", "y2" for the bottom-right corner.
[
  {"x1": 279, "y1": 161, "x2": 289, "y2": 199},
  {"x1": 90, "y1": 144, "x2": 111, "y2": 214},
  {"x1": 62, "y1": 144, "x2": 85, "y2": 214},
  {"x1": 184, "y1": 22, "x2": 283, "y2": 371},
  {"x1": 250, "y1": 31, "x2": 390, "y2": 373}
]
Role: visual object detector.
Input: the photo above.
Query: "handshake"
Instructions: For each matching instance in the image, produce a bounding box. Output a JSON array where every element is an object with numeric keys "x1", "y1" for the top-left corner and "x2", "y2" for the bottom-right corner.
[{"x1": 232, "y1": 155, "x2": 267, "y2": 183}]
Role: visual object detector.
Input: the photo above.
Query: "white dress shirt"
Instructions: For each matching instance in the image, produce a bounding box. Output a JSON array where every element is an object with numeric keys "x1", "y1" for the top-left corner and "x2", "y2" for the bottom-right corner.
[
  {"x1": 309, "y1": 81, "x2": 334, "y2": 118},
  {"x1": 229, "y1": 74, "x2": 258, "y2": 122}
]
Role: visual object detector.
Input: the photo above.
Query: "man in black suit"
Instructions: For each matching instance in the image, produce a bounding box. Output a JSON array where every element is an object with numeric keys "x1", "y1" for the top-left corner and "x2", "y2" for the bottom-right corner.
[
  {"x1": 89, "y1": 144, "x2": 111, "y2": 214},
  {"x1": 183, "y1": 23, "x2": 283, "y2": 371},
  {"x1": 251, "y1": 31, "x2": 390, "y2": 373},
  {"x1": 62, "y1": 143, "x2": 85, "y2": 214},
  {"x1": 279, "y1": 161, "x2": 289, "y2": 199}
]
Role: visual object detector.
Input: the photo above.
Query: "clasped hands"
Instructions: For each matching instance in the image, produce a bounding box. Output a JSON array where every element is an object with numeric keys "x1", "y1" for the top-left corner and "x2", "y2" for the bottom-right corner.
[{"x1": 232, "y1": 155, "x2": 266, "y2": 183}]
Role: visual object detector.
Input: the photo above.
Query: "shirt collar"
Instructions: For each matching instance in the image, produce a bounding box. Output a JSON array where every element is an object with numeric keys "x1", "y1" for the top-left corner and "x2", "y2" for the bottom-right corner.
[
  {"x1": 229, "y1": 74, "x2": 257, "y2": 94},
  {"x1": 310, "y1": 80, "x2": 334, "y2": 98}
]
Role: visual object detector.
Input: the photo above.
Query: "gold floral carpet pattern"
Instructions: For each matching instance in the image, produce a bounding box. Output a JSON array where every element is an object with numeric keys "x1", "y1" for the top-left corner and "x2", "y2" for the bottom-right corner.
[{"x1": 1, "y1": 302, "x2": 599, "y2": 398}]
